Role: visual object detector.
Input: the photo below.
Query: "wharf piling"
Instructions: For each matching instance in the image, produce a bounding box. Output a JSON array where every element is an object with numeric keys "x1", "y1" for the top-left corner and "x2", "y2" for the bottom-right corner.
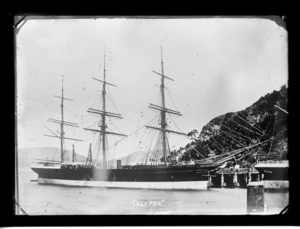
[
  {"x1": 237, "y1": 173, "x2": 248, "y2": 187},
  {"x1": 210, "y1": 173, "x2": 222, "y2": 187},
  {"x1": 249, "y1": 170, "x2": 260, "y2": 182},
  {"x1": 247, "y1": 181, "x2": 264, "y2": 213},
  {"x1": 223, "y1": 173, "x2": 235, "y2": 188},
  {"x1": 210, "y1": 167, "x2": 260, "y2": 188}
]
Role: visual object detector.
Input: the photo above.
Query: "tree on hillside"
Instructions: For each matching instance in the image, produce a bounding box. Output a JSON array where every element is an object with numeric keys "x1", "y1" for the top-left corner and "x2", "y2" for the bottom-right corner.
[{"x1": 187, "y1": 129, "x2": 199, "y2": 141}]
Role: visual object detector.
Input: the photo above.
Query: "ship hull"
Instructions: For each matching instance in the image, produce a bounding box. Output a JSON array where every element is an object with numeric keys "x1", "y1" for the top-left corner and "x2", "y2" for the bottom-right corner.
[{"x1": 31, "y1": 164, "x2": 216, "y2": 190}]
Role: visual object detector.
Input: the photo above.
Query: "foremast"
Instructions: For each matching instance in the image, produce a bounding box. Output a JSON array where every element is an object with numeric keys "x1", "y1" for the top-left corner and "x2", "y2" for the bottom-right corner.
[
  {"x1": 84, "y1": 52, "x2": 127, "y2": 169},
  {"x1": 146, "y1": 46, "x2": 187, "y2": 165},
  {"x1": 45, "y1": 75, "x2": 83, "y2": 163}
]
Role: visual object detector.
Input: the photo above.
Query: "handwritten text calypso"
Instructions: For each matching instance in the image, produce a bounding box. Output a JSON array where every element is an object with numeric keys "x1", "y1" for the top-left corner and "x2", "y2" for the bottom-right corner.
[{"x1": 132, "y1": 199, "x2": 165, "y2": 207}]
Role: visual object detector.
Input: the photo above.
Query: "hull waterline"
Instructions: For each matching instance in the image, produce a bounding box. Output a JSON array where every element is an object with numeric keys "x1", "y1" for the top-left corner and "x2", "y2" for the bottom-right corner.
[
  {"x1": 38, "y1": 177, "x2": 208, "y2": 190},
  {"x1": 31, "y1": 164, "x2": 217, "y2": 190}
]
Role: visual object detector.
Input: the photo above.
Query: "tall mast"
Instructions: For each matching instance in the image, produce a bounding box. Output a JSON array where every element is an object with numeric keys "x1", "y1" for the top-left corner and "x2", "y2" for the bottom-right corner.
[
  {"x1": 85, "y1": 143, "x2": 93, "y2": 166},
  {"x1": 61, "y1": 75, "x2": 64, "y2": 162},
  {"x1": 84, "y1": 50, "x2": 127, "y2": 169},
  {"x1": 102, "y1": 53, "x2": 107, "y2": 169},
  {"x1": 72, "y1": 144, "x2": 77, "y2": 163},
  {"x1": 146, "y1": 47, "x2": 187, "y2": 165},
  {"x1": 45, "y1": 76, "x2": 83, "y2": 163},
  {"x1": 160, "y1": 46, "x2": 167, "y2": 163}
]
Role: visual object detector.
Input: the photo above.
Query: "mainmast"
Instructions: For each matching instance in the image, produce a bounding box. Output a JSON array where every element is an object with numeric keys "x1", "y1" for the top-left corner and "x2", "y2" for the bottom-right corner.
[
  {"x1": 146, "y1": 46, "x2": 187, "y2": 165},
  {"x1": 160, "y1": 46, "x2": 167, "y2": 163},
  {"x1": 102, "y1": 53, "x2": 107, "y2": 168},
  {"x1": 72, "y1": 144, "x2": 77, "y2": 163},
  {"x1": 45, "y1": 75, "x2": 83, "y2": 163},
  {"x1": 84, "y1": 51, "x2": 127, "y2": 169},
  {"x1": 61, "y1": 76, "x2": 64, "y2": 162}
]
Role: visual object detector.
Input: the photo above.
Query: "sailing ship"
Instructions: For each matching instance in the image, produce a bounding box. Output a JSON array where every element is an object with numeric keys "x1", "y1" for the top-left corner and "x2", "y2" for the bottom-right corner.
[
  {"x1": 31, "y1": 48, "x2": 221, "y2": 190},
  {"x1": 31, "y1": 47, "x2": 275, "y2": 190}
]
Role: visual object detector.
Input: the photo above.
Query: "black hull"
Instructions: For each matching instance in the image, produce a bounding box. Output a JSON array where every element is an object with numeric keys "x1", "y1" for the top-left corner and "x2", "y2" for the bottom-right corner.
[{"x1": 31, "y1": 164, "x2": 218, "y2": 182}]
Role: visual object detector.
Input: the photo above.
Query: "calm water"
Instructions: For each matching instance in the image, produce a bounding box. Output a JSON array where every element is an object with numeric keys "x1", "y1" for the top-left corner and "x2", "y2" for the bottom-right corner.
[{"x1": 18, "y1": 167, "x2": 289, "y2": 215}]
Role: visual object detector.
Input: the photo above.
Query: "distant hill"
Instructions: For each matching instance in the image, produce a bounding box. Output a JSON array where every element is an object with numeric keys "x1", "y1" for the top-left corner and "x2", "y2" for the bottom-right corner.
[
  {"x1": 17, "y1": 147, "x2": 87, "y2": 167},
  {"x1": 177, "y1": 84, "x2": 288, "y2": 163}
]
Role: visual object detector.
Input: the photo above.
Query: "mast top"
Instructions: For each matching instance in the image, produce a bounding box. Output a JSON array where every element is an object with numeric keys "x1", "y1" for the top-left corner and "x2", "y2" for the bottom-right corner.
[
  {"x1": 161, "y1": 45, "x2": 164, "y2": 64},
  {"x1": 54, "y1": 75, "x2": 74, "y2": 100},
  {"x1": 92, "y1": 50, "x2": 117, "y2": 87},
  {"x1": 104, "y1": 50, "x2": 106, "y2": 77},
  {"x1": 153, "y1": 46, "x2": 174, "y2": 81}
]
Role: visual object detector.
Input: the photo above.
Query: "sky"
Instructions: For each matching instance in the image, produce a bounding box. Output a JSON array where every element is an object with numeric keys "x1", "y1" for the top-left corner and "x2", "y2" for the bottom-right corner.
[{"x1": 16, "y1": 17, "x2": 288, "y2": 159}]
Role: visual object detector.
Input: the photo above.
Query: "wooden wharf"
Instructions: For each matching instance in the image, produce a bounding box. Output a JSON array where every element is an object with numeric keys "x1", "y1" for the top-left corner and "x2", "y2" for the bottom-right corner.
[{"x1": 209, "y1": 167, "x2": 260, "y2": 188}]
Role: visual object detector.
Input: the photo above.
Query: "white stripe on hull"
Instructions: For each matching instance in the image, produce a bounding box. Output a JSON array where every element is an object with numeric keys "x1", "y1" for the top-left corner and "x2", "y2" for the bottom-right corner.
[{"x1": 38, "y1": 178, "x2": 208, "y2": 190}]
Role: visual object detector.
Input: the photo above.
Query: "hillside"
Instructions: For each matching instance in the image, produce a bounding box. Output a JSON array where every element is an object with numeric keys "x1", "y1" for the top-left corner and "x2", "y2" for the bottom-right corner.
[{"x1": 176, "y1": 84, "x2": 288, "y2": 163}]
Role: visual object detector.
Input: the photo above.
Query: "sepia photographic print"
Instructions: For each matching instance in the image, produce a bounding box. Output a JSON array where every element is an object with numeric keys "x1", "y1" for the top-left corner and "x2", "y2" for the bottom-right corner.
[{"x1": 15, "y1": 16, "x2": 288, "y2": 216}]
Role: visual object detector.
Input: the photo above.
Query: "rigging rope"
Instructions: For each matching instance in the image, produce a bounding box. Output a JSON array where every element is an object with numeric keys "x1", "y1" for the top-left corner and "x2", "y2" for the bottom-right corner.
[
  {"x1": 106, "y1": 89, "x2": 121, "y2": 115},
  {"x1": 85, "y1": 118, "x2": 100, "y2": 129},
  {"x1": 127, "y1": 125, "x2": 149, "y2": 165},
  {"x1": 239, "y1": 111, "x2": 248, "y2": 119},
  {"x1": 219, "y1": 127, "x2": 249, "y2": 143},
  {"x1": 167, "y1": 113, "x2": 184, "y2": 133},
  {"x1": 111, "y1": 135, "x2": 118, "y2": 161},
  {"x1": 196, "y1": 139, "x2": 271, "y2": 164},
  {"x1": 212, "y1": 134, "x2": 238, "y2": 163},
  {"x1": 236, "y1": 113, "x2": 271, "y2": 138},
  {"x1": 268, "y1": 113, "x2": 277, "y2": 158},
  {"x1": 217, "y1": 128, "x2": 247, "y2": 147},
  {"x1": 260, "y1": 115, "x2": 274, "y2": 141},
  {"x1": 239, "y1": 111, "x2": 266, "y2": 133},
  {"x1": 189, "y1": 145, "x2": 206, "y2": 159},
  {"x1": 149, "y1": 135, "x2": 162, "y2": 164},
  {"x1": 229, "y1": 118, "x2": 264, "y2": 137},
  {"x1": 113, "y1": 114, "x2": 160, "y2": 147},
  {"x1": 219, "y1": 122, "x2": 253, "y2": 141},
  {"x1": 210, "y1": 136, "x2": 228, "y2": 154},
  {"x1": 144, "y1": 126, "x2": 159, "y2": 164},
  {"x1": 215, "y1": 114, "x2": 244, "y2": 163},
  {"x1": 165, "y1": 87, "x2": 180, "y2": 112},
  {"x1": 108, "y1": 117, "x2": 123, "y2": 136}
]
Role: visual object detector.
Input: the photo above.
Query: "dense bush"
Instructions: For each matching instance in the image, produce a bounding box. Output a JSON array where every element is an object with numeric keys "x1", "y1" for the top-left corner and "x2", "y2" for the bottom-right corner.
[{"x1": 178, "y1": 84, "x2": 288, "y2": 163}]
